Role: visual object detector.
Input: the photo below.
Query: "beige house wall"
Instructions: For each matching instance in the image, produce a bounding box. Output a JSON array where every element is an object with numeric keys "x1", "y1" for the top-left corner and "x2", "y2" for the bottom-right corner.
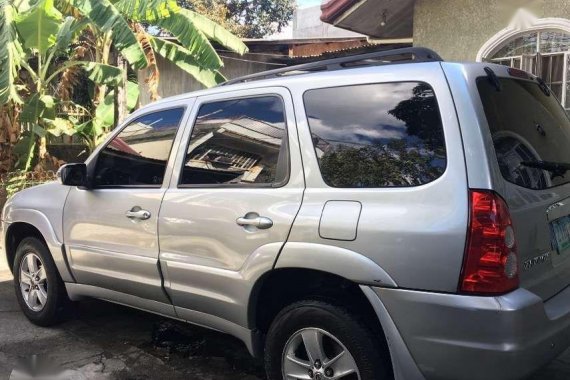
[{"x1": 413, "y1": 0, "x2": 570, "y2": 61}]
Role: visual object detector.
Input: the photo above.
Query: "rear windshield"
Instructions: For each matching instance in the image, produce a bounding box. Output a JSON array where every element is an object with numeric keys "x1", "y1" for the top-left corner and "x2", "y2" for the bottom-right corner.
[{"x1": 478, "y1": 77, "x2": 570, "y2": 190}]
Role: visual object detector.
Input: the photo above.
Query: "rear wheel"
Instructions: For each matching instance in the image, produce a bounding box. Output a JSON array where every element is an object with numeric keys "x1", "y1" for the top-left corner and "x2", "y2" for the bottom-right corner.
[
  {"x1": 265, "y1": 300, "x2": 391, "y2": 380},
  {"x1": 13, "y1": 237, "x2": 70, "y2": 326}
]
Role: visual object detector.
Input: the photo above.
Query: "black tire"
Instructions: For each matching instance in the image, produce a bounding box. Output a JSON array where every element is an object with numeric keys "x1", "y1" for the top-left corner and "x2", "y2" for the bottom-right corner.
[
  {"x1": 13, "y1": 237, "x2": 70, "y2": 326},
  {"x1": 265, "y1": 300, "x2": 392, "y2": 380}
]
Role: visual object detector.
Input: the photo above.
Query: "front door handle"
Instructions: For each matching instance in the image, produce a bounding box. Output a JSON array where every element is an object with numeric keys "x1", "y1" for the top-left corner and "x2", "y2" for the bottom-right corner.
[
  {"x1": 236, "y1": 214, "x2": 273, "y2": 230},
  {"x1": 126, "y1": 207, "x2": 151, "y2": 220}
]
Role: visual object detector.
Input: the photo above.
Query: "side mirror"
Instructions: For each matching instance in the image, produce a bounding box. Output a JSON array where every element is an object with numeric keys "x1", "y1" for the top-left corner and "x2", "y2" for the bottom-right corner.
[{"x1": 57, "y1": 163, "x2": 89, "y2": 188}]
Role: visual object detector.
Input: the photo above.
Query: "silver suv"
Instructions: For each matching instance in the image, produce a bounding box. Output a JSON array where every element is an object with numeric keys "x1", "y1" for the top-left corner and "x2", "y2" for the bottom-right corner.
[{"x1": 3, "y1": 47, "x2": 570, "y2": 380}]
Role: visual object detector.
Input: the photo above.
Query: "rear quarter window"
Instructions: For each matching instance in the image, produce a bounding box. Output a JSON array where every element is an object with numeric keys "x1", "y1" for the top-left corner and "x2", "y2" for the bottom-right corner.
[{"x1": 303, "y1": 82, "x2": 447, "y2": 188}]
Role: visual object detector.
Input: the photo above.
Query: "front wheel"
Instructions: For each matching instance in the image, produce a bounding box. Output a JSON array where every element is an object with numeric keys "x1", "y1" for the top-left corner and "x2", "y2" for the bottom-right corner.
[
  {"x1": 13, "y1": 237, "x2": 70, "y2": 326},
  {"x1": 265, "y1": 300, "x2": 391, "y2": 380}
]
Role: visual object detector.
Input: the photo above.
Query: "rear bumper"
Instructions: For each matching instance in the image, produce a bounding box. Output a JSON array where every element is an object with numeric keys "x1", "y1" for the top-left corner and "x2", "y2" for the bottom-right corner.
[{"x1": 368, "y1": 286, "x2": 570, "y2": 380}]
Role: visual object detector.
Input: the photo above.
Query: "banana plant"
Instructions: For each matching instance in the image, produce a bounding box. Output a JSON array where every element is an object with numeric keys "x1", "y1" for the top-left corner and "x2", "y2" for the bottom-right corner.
[
  {"x1": 63, "y1": 0, "x2": 248, "y2": 99},
  {"x1": 0, "y1": 0, "x2": 248, "y2": 175},
  {"x1": 7, "y1": 0, "x2": 125, "y2": 171}
]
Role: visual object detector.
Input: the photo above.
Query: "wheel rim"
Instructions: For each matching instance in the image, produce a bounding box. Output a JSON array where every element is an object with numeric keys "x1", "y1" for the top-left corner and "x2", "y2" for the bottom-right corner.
[
  {"x1": 19, "y1": 252, "x2": 48, "y2": 312},
  {"x1": 282, "y1": 327, "x2": 361, "y2": 380}
]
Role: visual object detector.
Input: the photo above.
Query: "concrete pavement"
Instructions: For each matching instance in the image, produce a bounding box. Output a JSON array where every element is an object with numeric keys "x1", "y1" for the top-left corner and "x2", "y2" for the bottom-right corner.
[
  {"x1": 0, "y1": 270, "x2": 569, "y2": 379},
  {"x1": 0, "y1": 272, "x2": 264, "y2": 380}
]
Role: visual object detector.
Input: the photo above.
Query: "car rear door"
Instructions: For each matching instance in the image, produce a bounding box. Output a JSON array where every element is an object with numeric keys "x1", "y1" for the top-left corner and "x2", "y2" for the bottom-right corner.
[
  {"x1": 476, "y1": 68, "x2": 570, "y2": 300},
  {"x1": 158, "y1": 87, "x2": 304, "y2": 325},
  {"x1": 63, "y1": 101, "x2": 191, "y2": 303}
]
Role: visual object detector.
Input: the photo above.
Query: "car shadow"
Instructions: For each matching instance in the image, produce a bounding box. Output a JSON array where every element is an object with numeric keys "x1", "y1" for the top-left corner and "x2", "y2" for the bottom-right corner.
[
  {"x1": 0, "y1": 276, "x2": 265, "y2": 380},
  {"x1": 70, "y1": 298, "x2": 266, "y2": 379}
]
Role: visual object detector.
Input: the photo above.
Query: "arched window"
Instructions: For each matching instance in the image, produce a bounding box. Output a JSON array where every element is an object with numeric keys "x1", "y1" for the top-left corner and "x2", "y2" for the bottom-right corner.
[
  {"x1": 477, "y1": 10, "x2": 570, "y2": 113},
  {"x1": 488, "y1": 31, "x2": 570, "y2": 112}
]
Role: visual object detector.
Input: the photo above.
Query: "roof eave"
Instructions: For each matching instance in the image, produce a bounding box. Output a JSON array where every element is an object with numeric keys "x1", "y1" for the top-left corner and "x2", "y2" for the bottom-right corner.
[{"x1": 320, "y1": 0, "x2": 359, "y2": 24}]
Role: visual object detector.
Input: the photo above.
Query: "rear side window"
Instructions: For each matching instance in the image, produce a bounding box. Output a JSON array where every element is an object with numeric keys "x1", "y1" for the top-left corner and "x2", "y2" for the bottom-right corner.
[
  {"x1": 303, "y1": 82, "x2": 447, "y2": 188},
  {"x1": 478, "y1": 77, "x2": 570, "y2": 190},
  {"x1": 179, "y1": 96, "x2": 289, "y2": 187}
]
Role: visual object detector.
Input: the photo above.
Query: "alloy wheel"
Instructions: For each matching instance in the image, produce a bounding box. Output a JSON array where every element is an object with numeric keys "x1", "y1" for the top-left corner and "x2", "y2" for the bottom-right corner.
[
  {"x1": 282, "y1": 327, "x2": 361, "y2": 380},
  {"x1": 19, "y1": 252, "x2": 48, "y2": 312}
]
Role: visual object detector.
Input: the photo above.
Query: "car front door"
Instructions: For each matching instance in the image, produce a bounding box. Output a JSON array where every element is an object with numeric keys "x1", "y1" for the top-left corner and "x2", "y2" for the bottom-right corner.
[
  {"x1": 63, "y1": 102, "x2": 190, "y2": 303},
  {"x1": 158, "y1": 87, "x2": 304, "y2": 325}
]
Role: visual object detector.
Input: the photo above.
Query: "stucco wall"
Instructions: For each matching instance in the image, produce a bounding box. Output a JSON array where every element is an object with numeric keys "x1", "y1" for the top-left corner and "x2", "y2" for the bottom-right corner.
[
  {"x1": 413, "y1": 0, "x2": 570, "y2": 61},
  {"x1": 294, "y1": 5, "x2": 363, "y2": 38}
]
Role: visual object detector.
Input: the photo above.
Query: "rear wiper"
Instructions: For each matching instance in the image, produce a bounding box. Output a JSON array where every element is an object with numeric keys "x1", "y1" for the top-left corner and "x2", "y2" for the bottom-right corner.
[{"x1": 521, "y1": 161, "x2": 570, "y2": 179}]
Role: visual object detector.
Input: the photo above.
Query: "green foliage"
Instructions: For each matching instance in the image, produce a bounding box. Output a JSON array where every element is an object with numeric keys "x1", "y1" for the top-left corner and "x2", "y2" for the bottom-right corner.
[
  {"x1": 52, "y1": 16, "x2": 87, "y2": 55},
  {"x1": 0, "y1": 0, "x2": 25, "y2": 104},
  {"x1": 69, "y1": 0, "x2": 149, "y2": 69},
  {"x1": 12, "y1": 133, "x2": 36, "y2": 170},
  {"x1": 94, "y1": 80, "x2": 140, "y2": 128},
  {"x1": 114, "y1": 0, "x2": 180, "y2": 21},
  {"x1": 156, "y1": 11, "x2": 222, "y2": 70},
  {"x1": 73, "y1": 80, "x2": 140, "y2": 151},
  {"x1": 178, "y1": 8, "x2": 247, "y2": 55},
  {"x1": 16, "y1": 0, "x2": 62, "y2": 56},
  {"x1": 3, "y1": 171, "x2": 30, "y2": 198},
  {"x1": 44, "y1": 117, "x2": 76, "y2": 136},
  {"x1": 151, "y1": 38, "x2": 225, "y2": 87},
  {"x1": 82, "y1": 62, "x2": 125, "y2": 86},
  {"x1": 21, "y1": 94, "x2": 56, "y2": 123},
  {"x1": 180, "y1": 0, "x2": 295, "y2": 39},
  {"x1": 226, "y1": 0, "x2": 294, "y2": 38},
  {"x1": 1, "y1": 169, "x2": 58, "y2": 198},
  {"x1": 1, "y1": 0, "x2": 248, "y2": 177}
]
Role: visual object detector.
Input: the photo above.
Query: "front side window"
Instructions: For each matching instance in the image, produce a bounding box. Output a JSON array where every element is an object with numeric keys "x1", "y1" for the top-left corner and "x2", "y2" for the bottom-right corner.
[
  {"x1": 93, "y1": 108, "x2": 185, "y2": 187},
  {"x1": 180, "y1": 96, "x2": 289, "y2": 186},
  {"x1": 304, "y1": 82, "x2": 447, "y2": 188}
]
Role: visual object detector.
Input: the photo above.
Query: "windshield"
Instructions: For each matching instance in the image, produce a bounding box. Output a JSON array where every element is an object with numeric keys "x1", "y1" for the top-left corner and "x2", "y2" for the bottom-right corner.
[{"x1": 478, "y1": 76, "x2": 570, "y2": 190}]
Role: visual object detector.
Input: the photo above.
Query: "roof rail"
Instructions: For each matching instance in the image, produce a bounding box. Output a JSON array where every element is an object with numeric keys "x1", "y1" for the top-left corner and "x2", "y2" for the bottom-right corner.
[{"x1": 219, "y1": 47, "x2": 443, "y2": 87}]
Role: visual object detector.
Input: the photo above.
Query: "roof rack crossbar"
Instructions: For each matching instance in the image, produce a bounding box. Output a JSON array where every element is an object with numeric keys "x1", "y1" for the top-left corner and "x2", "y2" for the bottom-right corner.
[{"x1": 219, "y1": 47, "x2": 443, "y2": 87}]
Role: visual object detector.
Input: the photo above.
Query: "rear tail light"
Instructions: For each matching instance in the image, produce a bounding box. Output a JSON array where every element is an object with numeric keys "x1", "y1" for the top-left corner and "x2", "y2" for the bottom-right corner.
[{"x1": 459, "y1": 190, "x2": 519, "y2": 295}]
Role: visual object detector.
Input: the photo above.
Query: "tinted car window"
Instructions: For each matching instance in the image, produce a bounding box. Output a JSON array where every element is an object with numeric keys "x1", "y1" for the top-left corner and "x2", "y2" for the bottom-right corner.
[
  {"x1": 304, "y1": 82, "x2": 447, "y2": 188},
  {"x1": 93, "y1": 108, "x2": 185, "y2": 187},
  {"x1": 478, "y1": 77, "x2": 570, "y2": 190},
  {"x1": 179, "y1": 96, "x2": 288, "y2": 186}
]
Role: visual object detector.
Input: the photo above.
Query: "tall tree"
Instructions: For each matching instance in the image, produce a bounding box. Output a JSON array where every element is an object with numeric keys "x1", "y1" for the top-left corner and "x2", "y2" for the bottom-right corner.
[{"x1": 180, "y1": 0, "x2": 295, "y2": 38}]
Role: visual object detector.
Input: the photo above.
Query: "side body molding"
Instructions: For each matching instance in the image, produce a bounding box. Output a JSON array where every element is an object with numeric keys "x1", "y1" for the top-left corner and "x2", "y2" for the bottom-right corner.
[
  {"x1": 4, "y1": 208, "x2": 74, "y2": 282},
  {"x1": 275, "y1": 242, "x2": 397, "y2": 288}
]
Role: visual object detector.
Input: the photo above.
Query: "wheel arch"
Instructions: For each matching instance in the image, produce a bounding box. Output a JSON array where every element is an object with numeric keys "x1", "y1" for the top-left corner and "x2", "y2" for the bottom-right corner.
[
  {"x1": 248, "y1": 242, "x2": 397, "y2": 328},
  {"x1": 248, "y1": 267, "x2": 394, "y2": 376},
  {"x1": 4, "y1": 210, "x2": 74, "y2": 282},
  {"x1": 5, "y1": 222, "x2": 47, "y2": 274}
]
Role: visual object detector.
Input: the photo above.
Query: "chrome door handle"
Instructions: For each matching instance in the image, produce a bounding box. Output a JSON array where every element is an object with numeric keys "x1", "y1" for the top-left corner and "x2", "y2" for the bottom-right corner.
[
  {"x1": 126, "y1": 208, "x2": 151, "y2": 220},
  {"x1": 236, "y1": 215, "x2": 273, "y2": 230}
]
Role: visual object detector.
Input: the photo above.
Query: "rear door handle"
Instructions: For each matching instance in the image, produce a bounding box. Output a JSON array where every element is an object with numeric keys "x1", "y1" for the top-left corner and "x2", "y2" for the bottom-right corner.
[
  {"x1": 236, "y1": 215, "x2": 273, "y2": 230},
  {"x1": 126, "y1": 208, "x2": 151, "y2": 220}
]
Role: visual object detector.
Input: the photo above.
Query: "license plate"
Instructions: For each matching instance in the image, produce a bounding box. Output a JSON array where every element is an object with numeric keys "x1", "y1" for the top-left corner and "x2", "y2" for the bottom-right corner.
[{"x1": 551, "y1": 215, "x2": 570, "y2": 256}]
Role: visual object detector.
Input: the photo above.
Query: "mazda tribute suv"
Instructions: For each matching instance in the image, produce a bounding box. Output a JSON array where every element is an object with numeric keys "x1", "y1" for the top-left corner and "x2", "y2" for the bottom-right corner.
[{"x1": 3, "y1": 48, "x2": 570, "y2": 380}]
